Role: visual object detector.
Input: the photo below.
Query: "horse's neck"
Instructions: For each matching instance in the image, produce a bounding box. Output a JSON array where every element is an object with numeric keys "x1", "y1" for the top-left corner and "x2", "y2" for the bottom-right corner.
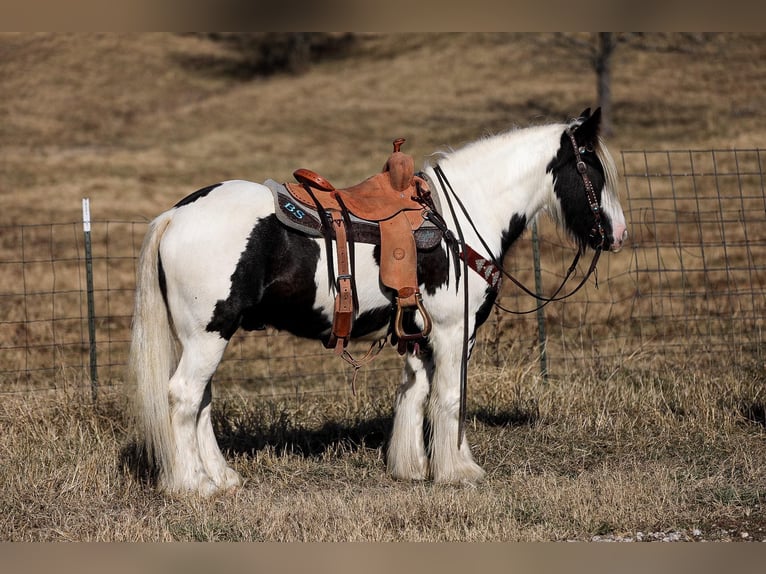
[{"x1": 427, "y1": 126, "x2": 560, "y2": 260}]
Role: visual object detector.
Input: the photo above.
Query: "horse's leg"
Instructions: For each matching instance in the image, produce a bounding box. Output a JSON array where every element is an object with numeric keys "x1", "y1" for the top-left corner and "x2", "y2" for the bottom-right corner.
[
  {"x1": 196, "y1": 379, "x2": 242, "y2": 490},
  {"x1": 428, "y1": 324, "x2": 486, "y2": 484},
  {"x1": 165, "y1": 332, "x2": 229, "y2": 496},
  {"x1": 387, "y1": 348, "x2": 433, "y2": 480}
]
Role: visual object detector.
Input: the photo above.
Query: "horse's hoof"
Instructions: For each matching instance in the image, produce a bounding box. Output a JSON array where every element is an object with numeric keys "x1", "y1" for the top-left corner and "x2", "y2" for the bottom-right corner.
[
  {"x1": 432, "y1": 463, "x2": 486, "y2": 485},
  {"x1": 197, "y1": 478, "x2": 220, "y2": 498},
  {"x1": 387, "y1": 455, "x2": 429, "y2": 482},
  {"x1": 389, "y1": 468, "x2": 429, "y2": 482},
  {"x1": 216, "y1": 467, "x2": 242, "y2": 490}
]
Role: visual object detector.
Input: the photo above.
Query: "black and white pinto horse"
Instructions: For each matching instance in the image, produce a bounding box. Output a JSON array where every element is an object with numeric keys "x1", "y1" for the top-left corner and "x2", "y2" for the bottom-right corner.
[{"x1": 129, "y1": 108, "x2": 627, "y2": 495}]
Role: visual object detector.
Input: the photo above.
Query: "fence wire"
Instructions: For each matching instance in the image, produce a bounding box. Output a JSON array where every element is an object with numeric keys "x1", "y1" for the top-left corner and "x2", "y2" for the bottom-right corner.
[{"x1": 1, "y1": 149, "x2": 764, "y2": 396}]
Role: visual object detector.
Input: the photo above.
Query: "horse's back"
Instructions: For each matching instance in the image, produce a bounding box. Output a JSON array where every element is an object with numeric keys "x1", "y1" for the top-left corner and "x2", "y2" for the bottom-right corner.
[
  {"x1": 158, "y1": 180, "x2": 276, "y2": 327},
  {"x1": 171, "y1": 179, "x2": 272, "y2": 216},
  {"x1": 162, "y1": 179, "x2": 273, "y2": 258}
]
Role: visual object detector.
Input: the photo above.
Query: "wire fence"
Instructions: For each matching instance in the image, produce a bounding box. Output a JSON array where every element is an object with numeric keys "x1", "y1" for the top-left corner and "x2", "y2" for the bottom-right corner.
[{"x1": 1, "y1": 149, "x2": 764, "y2": 398}]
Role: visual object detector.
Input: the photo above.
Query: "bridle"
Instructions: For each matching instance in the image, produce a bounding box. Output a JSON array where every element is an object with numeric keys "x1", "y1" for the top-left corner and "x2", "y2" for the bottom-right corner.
[{"x1": 567, "y1": 127, "x2": 606, "y2": 251}]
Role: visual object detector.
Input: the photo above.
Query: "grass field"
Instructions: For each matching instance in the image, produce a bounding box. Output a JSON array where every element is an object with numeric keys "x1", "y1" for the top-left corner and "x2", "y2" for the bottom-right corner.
[{"x1": 1, "y1": 33, "x2": 766, "y2": 541}]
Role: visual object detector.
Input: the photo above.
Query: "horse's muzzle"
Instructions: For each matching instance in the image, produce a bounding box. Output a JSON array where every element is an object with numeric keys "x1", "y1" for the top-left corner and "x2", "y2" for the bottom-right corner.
[{"x1": 609, "y1": 225, "x2": 629, "y2": 253}]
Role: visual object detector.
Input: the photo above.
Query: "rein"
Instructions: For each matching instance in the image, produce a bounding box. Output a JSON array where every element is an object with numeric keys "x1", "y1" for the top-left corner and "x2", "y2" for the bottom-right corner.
[
  {"x1": 432, "y1": 166, "x2": 471, "y2": 448},
  {"x1": 432, "y1": 127, "x2": 605, "y2": 315}
]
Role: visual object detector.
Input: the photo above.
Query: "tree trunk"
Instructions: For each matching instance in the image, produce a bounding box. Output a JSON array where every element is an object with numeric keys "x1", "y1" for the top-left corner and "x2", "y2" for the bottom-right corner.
[{"x1": 594, "y1": 33, "x2": 616, "y2": 137}]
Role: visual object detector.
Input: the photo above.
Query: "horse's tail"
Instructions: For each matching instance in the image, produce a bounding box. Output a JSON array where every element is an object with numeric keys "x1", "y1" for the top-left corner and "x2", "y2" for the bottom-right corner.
[{"x1": 128, "y1": 210, "x2": 178, "y2": 486}]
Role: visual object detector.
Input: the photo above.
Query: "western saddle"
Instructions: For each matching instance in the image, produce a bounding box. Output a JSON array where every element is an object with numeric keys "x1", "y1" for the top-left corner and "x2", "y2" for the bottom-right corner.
[{"x1": 265, "y1": 139, "x2": 443, "y2": 358}]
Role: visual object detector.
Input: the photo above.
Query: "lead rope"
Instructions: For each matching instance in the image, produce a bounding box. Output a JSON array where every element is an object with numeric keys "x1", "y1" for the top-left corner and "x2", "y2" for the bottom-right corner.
[
  {"x1": 433, "y1": 164, "x2": 471, "y2": 450},
  {"x1": 434, "y1": 127, "x2": 606, "y2": 316}
]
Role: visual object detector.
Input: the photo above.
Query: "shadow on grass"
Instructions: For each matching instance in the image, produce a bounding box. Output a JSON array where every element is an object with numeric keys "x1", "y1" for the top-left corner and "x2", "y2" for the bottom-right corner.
[
  {"x1": 738, "y1": 399, "x2": 766, "y2": 428},
  {"x1": 118, "y1": 412, "x2": 392, "y2": 489},
  {"x1": 119, "y1": 439, "x2": 157, "y2": 489},
  {"x1": 473, "y1": 403, "x2": 540, "y2": 428},
  {"x1": 216, "y1": 414, "x2": 392, "y2": 458},
  {"x1": 118, "y1": 397, "x2": 542, "y2": 487}
]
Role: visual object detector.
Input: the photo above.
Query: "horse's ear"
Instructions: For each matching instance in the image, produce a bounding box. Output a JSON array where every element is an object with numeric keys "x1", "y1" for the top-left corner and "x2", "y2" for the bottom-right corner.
[
  {"x1": 573, "y1": 107, "x2": 601, "y2": 146},
  {"x1": 579, "y1": 107, "x2": 592, "y2": 119}
]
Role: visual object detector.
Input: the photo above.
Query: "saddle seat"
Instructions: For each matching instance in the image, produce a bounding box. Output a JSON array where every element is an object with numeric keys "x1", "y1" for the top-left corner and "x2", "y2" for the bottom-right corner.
[
  {"x1": 274, "y1": 139, "x2": 439, "y2": 356},
  {"x1": 288, "y1": 145, "x2": 426, "y2": 224}
]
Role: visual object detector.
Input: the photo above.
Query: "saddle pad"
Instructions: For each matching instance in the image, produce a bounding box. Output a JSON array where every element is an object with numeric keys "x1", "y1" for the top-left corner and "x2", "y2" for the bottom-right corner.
[{"x1": 265, "y1": 179, "x2": 443, "y2": 250}]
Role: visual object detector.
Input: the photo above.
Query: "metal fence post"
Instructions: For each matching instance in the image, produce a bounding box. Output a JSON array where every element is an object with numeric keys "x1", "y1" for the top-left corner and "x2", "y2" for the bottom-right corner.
[
  {"x1": 531, "y1": 220, "x2": 548, "y2": 382},
  {"x1": 82, "y1": 198, "x2": 98, "y2": 402}
]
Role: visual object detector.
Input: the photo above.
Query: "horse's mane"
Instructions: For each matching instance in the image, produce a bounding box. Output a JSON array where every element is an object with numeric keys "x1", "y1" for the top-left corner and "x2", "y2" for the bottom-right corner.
[
  {"x1": 423, "y1": 122, "x2": 554, "y2": 169},
  {"x1": 424, "y1": 120, "x2": 619, "y2": 207},
  {"x1": 594, "y1": 135, "x2": 620, "y2": 212}
]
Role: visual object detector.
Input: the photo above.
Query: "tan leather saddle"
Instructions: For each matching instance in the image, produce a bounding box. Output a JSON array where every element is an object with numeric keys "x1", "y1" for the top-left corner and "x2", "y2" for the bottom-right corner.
[{"x1": 267, "y1": 139, "x2": 440, "y2": 355}]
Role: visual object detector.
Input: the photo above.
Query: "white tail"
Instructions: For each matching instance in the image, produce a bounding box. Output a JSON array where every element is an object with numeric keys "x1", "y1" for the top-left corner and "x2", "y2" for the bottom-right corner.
[{"x1": 128, "y1": 211, "x2": 178, "y2": 486}]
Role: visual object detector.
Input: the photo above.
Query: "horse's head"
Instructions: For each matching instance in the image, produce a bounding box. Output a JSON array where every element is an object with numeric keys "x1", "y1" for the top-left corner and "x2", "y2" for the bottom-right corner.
[{"x1": 547, "y1": 107, "x2": 628, "y2": 253}]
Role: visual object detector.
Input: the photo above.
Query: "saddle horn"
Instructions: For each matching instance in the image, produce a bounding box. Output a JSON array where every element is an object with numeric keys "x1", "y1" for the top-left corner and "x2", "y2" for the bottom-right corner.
[{"x1": 384, "y1": 138, "x2": 415, "y2": 192}]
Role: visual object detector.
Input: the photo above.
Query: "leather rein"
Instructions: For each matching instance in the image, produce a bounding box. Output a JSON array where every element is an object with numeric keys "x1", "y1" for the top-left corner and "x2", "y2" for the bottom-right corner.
[{"x1": 434, "y1": 126, "x2": 606, "y2": 316}]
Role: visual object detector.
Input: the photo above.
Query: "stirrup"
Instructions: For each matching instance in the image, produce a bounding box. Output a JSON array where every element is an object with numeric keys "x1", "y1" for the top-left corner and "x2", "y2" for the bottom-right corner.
[{"x1": 393, "y1": 292, "x2": 432, "y2": 342}]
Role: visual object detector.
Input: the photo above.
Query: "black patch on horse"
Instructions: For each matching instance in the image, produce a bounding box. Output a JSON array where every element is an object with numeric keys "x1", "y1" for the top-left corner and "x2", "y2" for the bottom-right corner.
[
  {"x1": 206, "y1": 215, "x2": 332, "y2": 340},
  {"x1": 473, "y1": 287, "x2": 499, "y2": 333},
  {"x1": 417, "y1": 244, "x2": 450, "y2": 294},
  {"x1": 174, "y1": 183, "x2": 222, "y2": 208},
  {"x1": 351, "y1": 305, "x2": 393, "y2": 338},
  {"x1": 207, "y1": 216, "x2": 401, "y2": 343},
  {"x1": 157, "y1": 254, "x2": 168, "y2": 309},
  {"x1": 500, "y1": 213, "x2": 528, "y2": 256}
]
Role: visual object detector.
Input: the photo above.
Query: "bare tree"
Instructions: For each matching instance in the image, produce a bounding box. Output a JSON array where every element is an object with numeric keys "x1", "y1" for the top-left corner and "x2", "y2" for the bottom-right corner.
[
  {"x1": 594, "y1": 33, "x2": 617, "y2": 137},
  {"x1": 552, "y1": 33, "x2": 622, "y2": 137},
  {"x1": 552, "y1": 33, "x2": 724, "y2": 137}
]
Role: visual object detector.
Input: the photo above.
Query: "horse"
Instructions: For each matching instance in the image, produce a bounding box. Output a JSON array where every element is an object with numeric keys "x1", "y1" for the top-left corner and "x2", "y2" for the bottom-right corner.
[{"x1": 128, "y1": 107, "x2": 627, "y2": 495}]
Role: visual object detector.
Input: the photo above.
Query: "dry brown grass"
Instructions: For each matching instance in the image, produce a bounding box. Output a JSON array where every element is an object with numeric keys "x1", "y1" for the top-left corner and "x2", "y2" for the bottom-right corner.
[
  {"x1": 2, "y1": 33, "x2": 766, "y2": 541},
  {"x1": 2, "y1": 360, "x2": 765, "y2": 541}
]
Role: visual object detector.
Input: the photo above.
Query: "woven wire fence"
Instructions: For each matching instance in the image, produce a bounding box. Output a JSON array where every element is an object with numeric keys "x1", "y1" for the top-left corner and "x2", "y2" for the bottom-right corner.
[
  {"x1": 1, "y1": 149, "x2": 764, "y2": 398},
  {"x1": 488, "y1": 148, "x2": 766, "y2": 377}
]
